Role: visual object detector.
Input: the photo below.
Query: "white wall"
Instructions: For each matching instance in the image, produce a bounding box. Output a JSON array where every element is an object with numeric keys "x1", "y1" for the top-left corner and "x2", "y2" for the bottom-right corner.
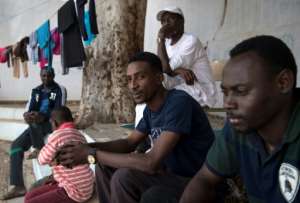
[
  {"x1": 0, "y1": 0, "x2": 65, "y2": 47},
  {"x1": 0, "y1": 56, "x2": 82, "y2": 101},
  {"x1": 144, "y1": 0, "x2": 224, "y2": 52},
  {"x1": 144, "y1": 0, "x2": 300, "y2": 107}
]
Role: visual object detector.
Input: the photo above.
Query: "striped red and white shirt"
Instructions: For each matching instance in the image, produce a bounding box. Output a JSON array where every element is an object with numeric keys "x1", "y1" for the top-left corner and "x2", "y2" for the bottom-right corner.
[{"x1": 38, "y1": 122, "x2": 94, "y2": 202}]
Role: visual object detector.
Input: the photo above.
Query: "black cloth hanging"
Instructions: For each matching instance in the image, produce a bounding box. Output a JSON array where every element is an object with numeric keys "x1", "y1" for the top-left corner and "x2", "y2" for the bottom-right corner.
[
  {"x1": 89, "y1": 0, "x2": 99, "y2": 35},
  {"x1": 58, "y1": 0, "x2": 86, "y2": 68},
  {"x1": 76, "y1": 0, "x2": 88, "y2": 40}
]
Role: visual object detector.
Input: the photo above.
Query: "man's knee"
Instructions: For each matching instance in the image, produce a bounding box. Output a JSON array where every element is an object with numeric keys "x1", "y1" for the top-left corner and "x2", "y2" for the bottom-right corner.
[
  {"x1": 140, "y1": 186, "x2": 164, "y2": 203},
  {"x1": 11, "y1": 139, "x2": 25, "y2": 152},
  {"x1": 11, "y1": 139, "x2": 20, "y2": 149},
  {"x1": 11, "y1": 128, "x2": 30, "y2": 149}
]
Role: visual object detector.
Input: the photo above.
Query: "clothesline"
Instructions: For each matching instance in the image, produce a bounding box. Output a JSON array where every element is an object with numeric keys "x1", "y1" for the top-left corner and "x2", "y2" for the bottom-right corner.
[{"x1": 0, "y1": 0, "x2": 99, "y2": 80}]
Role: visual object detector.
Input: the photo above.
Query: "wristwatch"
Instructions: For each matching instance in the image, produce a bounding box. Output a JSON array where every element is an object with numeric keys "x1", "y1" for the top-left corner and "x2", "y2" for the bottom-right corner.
[{"x1": 87, "y1": 148, "x2": 97, "y2": 164}]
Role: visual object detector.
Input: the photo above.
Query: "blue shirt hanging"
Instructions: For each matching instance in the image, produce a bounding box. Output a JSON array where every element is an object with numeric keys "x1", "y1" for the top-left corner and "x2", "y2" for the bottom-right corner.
[
  {"x1": 84, "y1": 11, "x2": 96, "y2": 46},
  {"x1": 37, "y1": 20, "x2": 53, "y2": 67}
]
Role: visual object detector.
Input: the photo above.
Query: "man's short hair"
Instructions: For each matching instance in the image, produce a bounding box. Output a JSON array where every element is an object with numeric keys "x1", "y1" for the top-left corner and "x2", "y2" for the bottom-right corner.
[
  {"x1": 230, "y1": 35, "x2": 297, "y2": 87},
  {"x1": 40, "y1": 66, "x2": 55, "y2": 77},
  {"x1": 129, "y1": 52, "x2": 163, "y2": 73},
  {"x1": 52, "y1": 106, "x2": 74, "y2": 124}
]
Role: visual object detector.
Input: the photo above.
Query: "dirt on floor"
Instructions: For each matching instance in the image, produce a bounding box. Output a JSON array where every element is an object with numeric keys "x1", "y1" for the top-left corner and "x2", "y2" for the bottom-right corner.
[
  {"x1": 0, "y1": 140, "x2": 10, "y2": 203},
  {"x1": 0, "y1": 140, "x2": 35, "y2": 203}
]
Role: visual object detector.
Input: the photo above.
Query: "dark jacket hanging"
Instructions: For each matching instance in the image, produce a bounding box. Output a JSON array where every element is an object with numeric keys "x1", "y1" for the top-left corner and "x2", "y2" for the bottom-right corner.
[
  {"x1": 76, "y1": 0, "x2": 88, "y2": 40},
  {"x1": 58, "y1": 0, "x2": 86, "y2": 68},
  {"x1": 89, "y1": 0, "x2": 99, "y2": 35}
]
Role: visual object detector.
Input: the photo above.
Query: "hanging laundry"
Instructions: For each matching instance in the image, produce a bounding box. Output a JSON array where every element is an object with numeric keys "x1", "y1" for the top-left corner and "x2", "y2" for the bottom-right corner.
[
  {"x1": 22, "y1": 61, "x2": 28, "y2": 77},
  {"x1": 37, "y1": 20, "x2": 53, "y2": 68},
  {"x1": 51, "y1": 28, "x2": 61, "y2": 55},
  {"x1": 37, "y1": 21, "x2": 50, "y2": 56},
  {"x1": 11, "y1": 44, "x2": 20, "y2": 78},
  {"x1": 26, "y1": 44, "x2": 31, "y2": 61},
  {"x1": 39, "y1": 47, "x2": 48, "y2": 68},
  {"x1": 76, "y1": 0, "x2": 88, "y2": 40},
  {"x1": 58, "y1": 0, "x2": 86, "y2": 68},
  {"x1": 5, "y1": 46, "x2": 13, "y2": 67},
  {"x1": 12, "y1": 60, "x2": 20, "y2": 78},
  {"x1": 89, "y1": 0, "x2": 99, "y2": 35},
  {"x1": 0, "y1": 47, "x2": 7, "y2": 63},
  {"x1": 29, "y1": 31, "x2": 39, "y2": 64},
  {"x1": 60, "y1": 35, "x2": 69, "y2": 75},
  {"x1": 84, "y1": 11, "x2": 96, "y2": 46},
  {"x1": 14, "y1": 37, "x2": 29, "y2": 62},
  {"x1": 13, "y1": 37, "x2": 29, "y2": 78}
]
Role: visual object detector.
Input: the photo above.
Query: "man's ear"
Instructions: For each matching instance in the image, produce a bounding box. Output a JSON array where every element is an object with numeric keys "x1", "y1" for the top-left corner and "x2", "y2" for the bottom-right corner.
[
  {"x1": 276, "y1": 69, "x2": 294, "y2": 94},
  {"x1": 155, "y1": 72, "x2": 164, "y2": 84}
]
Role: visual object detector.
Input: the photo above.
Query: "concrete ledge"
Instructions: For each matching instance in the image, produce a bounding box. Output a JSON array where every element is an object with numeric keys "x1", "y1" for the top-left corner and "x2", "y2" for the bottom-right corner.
[
  {"x1": 0, "y1": 107, "x2": 25, "y2": 121},
  {"x1": 0, "y1": 121, "x2": 28, "y2": 141}
]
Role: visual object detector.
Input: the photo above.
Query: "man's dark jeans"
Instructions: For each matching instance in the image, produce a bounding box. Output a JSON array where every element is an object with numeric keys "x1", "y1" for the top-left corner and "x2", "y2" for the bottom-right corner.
[
  {"x1": 10, "y1": 122, "x2": 51, "y2": 186},
  {"x1": 95, "y1": 165, "x2": 189, "y2": 203}
]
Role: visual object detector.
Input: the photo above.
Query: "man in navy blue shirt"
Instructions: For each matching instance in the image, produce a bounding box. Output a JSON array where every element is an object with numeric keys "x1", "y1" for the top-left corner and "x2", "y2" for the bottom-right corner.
[
  {"x1": 0, "y1": 67, "x2": 66, "y2": 200},
  {"x1": 56, "y1": 52, "x2": 214, "y2": 203}
]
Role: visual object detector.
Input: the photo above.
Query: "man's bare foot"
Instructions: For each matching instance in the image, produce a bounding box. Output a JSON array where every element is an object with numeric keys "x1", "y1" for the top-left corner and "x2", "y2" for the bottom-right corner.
[{"x1": 0, "y1": 185, "x2": 26, "y2": 200}]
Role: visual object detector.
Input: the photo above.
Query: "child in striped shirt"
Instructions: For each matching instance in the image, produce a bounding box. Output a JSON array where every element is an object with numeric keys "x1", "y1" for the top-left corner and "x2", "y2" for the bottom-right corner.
[{"x1": 24, "y1": 106, "x2": 94, "y2": 203}]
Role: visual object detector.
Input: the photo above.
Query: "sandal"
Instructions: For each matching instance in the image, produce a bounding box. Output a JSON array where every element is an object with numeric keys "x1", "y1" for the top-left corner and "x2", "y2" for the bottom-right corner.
[{"x1": 0, "y1": 186, "x2": 26, "y2": 200}]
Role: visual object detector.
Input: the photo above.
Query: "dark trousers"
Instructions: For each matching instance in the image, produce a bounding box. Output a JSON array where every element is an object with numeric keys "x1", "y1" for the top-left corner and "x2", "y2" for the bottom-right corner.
[
  {"x1": 10, "y1": 122, "x2": 51, "y2": 186},
  {"x1": 140, "y1": 183, "x2": 228, "y2": 203},
  {"x1": 95, "y1": 165, "x2": 190, "y2": 203},
  {"x1": 24, "y1": 181, "x2": 77, "y2": 203},
  {"x1": 140, "y1": 186, "x2": 183, "y2": 203}
]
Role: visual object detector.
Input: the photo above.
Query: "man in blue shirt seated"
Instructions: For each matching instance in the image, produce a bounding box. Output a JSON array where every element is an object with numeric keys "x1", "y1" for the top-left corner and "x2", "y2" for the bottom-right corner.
[
  {"x1": 180, "y1": 35, "x2": 300, "y2": 203},
  {"x1": 56, "y1": 52, "x2": 215, "y2": 203},
  {"x1": 0, "y1": 67, "x2": 66, "y2": 200}
]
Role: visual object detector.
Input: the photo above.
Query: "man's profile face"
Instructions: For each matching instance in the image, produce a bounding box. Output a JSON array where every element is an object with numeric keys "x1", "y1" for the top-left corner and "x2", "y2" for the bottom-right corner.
[
  {"x1": 221, "y1": 51, "x2": 281, "y2": 132},
  {"x1": 40, "y1": 69, "x2": 54, "y2": 87},
  {"x1": 127, "y1": 61, "x2": 161, "y2": 104}
]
